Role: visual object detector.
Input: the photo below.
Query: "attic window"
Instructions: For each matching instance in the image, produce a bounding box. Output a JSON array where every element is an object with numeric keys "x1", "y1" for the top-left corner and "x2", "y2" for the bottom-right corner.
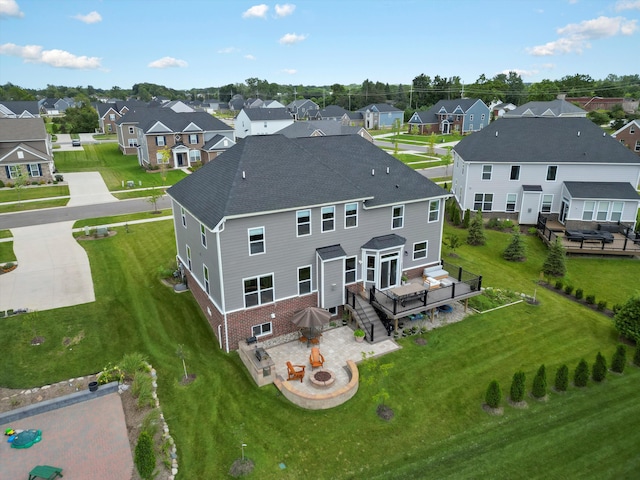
[{"x1": 17, "y1": 151, "x2": 24, "y2": 159}]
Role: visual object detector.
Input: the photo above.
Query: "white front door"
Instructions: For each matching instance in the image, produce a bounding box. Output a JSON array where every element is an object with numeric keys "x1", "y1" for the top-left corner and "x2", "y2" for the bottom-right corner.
[{"x1": 519, "y1": 192, "x2": 542, "y2": 225}]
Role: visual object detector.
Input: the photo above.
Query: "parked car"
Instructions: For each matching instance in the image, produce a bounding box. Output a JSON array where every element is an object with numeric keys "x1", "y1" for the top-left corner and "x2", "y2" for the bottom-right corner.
[{"x1": 72, "y1": 138, "x2": 81, "y2": 147}]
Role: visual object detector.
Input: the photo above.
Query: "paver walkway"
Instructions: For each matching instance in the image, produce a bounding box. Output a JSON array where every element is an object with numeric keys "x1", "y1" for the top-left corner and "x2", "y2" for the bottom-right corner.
[{"x1": 0, "y1": 393, "x2": 134, "y2": 479}]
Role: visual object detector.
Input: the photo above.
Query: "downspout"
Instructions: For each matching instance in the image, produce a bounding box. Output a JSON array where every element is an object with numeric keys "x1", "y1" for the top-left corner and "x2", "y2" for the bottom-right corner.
[{"x1": 216, "y1": 226, "x2": 230, "y2": 353}]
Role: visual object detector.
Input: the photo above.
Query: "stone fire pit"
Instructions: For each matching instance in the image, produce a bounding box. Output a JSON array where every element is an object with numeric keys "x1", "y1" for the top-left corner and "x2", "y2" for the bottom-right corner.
[{"x1": 309, "y1": 369, "x2": 336, "y2": 388}]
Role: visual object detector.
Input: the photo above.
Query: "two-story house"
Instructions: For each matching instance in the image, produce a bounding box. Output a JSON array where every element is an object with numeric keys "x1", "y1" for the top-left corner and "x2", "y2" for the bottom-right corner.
[
  {"x1": 118, "y1": 108, "x2": 235, "y2": 168},
  {"x1": 502, "y1": 99, "x2": 586, "y2": 118},
  {"x1": 356, "y1": 104, "x2": 404, "y2": 129},
  {"x1": 96, "y1": 99, "x2": 148, "y2": 135},
  {"x1": 278, "y1": 120, "x2": 373, "y2": 142},
  {"x1": 408, "y1": 99, "x2": 490, "y2": 135},
  {"x1": 0, "y1": 118, "x2": 55, "y2": 184},
  {"x1": 234, "y1": 108, "x2": 294, "y2": 139},
  {"x1": 0, "y1": 101, "x2": 40, "y2": 118},
  {"x1": 451, "y1": 117, "x2": 640, "y2": 228},
  {"x1": 166, "y1": 134, "x2": 451, "y2": 352},
  {"x1": 612, "y1": 119, "x2": 640, "y2": 156},
  {"x1": 287, "y1": 99, "x2": 320, "y2": 120}
]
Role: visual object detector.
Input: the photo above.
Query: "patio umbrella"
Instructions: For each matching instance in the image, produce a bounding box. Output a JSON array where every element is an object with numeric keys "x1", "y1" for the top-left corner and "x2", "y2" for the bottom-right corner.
[{"x1": 290, "y1": 307, "x2": 331, "y2": 329}]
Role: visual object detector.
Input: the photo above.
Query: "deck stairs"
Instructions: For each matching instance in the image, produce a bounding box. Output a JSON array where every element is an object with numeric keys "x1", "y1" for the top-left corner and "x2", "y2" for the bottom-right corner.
[{"x1": 350, "y1": 293, "x2": 389, "y2": 344}]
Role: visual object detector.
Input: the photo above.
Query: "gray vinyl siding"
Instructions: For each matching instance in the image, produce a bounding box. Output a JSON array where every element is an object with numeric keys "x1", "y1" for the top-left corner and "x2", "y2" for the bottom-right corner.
[{"x1": 217, "y1": 199, "x2": 445, "y2": 312}]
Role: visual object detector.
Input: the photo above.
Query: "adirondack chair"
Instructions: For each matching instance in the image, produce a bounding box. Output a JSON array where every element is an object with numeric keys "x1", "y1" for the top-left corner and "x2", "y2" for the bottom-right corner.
[
  {"x1": 28, "y1": 465, "x2": 63, "y2": 480},
  {"x1": 309, "y1": 347, "x2": 325, "y2": 370},
  {"x1": 286, "y1": 361, "x2": 305, "y2": 382}
]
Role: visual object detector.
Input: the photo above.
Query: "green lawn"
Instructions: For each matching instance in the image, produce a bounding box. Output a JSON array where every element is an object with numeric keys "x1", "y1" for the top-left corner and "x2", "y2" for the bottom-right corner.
[
  {"x1": 0, "y1": 240, "x2": 15, "y2": 262},
  {"x1": 0, "y1": 230, "x2": 13, "y2": 239},
  {"x1": 0, "y1": 198, "x2": 69, "y2": 214},
  {"x1": 53, "y1": 143, "x2": 187, "y2": 190},
  {"x1": 0, "y1": 185, "x2": 69, "y2": 203},
  {"x1": 0, "y1": 220, "x2": 638, "y2": 478},
  {"x1": 112, "y1": 189, "x2": 167, "y2": 200}
]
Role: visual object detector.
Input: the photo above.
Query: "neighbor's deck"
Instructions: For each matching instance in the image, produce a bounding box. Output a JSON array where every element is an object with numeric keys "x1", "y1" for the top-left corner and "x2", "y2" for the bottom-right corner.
[{"x1": 538, "y1": 219, "x2": 640, "y2": 256}]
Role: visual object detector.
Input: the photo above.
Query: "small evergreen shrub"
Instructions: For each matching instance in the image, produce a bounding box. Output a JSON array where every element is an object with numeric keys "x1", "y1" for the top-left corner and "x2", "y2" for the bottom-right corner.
[
  {"x1": 634, "y1": 345, "x2": 640, "y2": 367},
  {"x1": 554, "y1": 364, "x2": 569, "y2": 392},
  {"x1": 554, "y1": 280, "x2": 563, "y2": 290},
  {"x1": 574, "y1": 359, "x2": 589, "y2": 387},
  {"x1": 463, "y1": 209, "x2": 471, "y2": 229},
  {"x1": 612, "y1": 304, "x2": 622, "y2": 314},
  {"x1": 451, "y1": 204, "x2": 461, "y2": 225},
  {"x1": 575, "y1": 288, "x2": 584, "y2": 300},
  {"x1": 531, "y1": 364, "x2": 547, "y2": 398},
  {"x1": 543, "y1": 239, "x2": 567, "y2": 277},
  {"x1": 597, "y1": 300, "x2": 607, "y2": 311},
  {"x1": 510, "y1": 371, "x2": 526, "y2": 403},
  {"x1": 586, "y1": 294, "x2": 596, "y2": 305},
  {"x1": 611, "y1": 345, "x2": 626, "y2": 374},
  {"x1": 134, "y1": 431, "x2": 156, "y2": 480},
  {"x1": 467, "y1": 211, "x2": 487, "y2": 246},
  {"x1": 564, "y1": 285, "x2": 574, "y2": 295},
  {"x1": 528, "y1": 227, "x2": 538, "y2": 235},
  {"x1": 0, "y1": 180, "x2": 4, "y2": 188},
  {"x1": 485, "y1": 380, "x2": 501, "y2": 408},
  {"x1": 592, "y1": 351, "x2": 607, "y2": 382}
]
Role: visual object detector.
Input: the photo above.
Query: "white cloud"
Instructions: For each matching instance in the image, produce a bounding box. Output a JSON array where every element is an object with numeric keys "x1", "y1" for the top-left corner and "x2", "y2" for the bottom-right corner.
[
  {"x1": 275, "y1": 4, "x2": 295, "y2": 17},
  {"x1": 242, "y1": 4, "x2": 268, "y2": 18},
  {"x1": 244, "y1": 54, "x2": 256, "y2": 60},
  {"x1": 0, "y1": 0, "x2": 23, "y2": 18},
  {"x1": 527, "y1": 16, "x2": 637, "y2": 56},
  {"x1": 283, "y1": 68, "x2": 297, "y2": 74},
  {"x1": 73, "y1": 11, "x2": 102, "y2": 24},
  {"x1": 615, "y1": 0, "x2": 640, "y2": 11},
  {"x1": 498, "y1": 68, "x2": 538, "y2": 78},
  {"x1": 217, "y1": 47, "x2": 239, "y2": 54},
  {"x1": 0, "y1": 42, "x2": 101, "y2": 68},
  {"x1": 279, "y1": 33, "x2": 307, "y2": 45},
  {"x1": 148, "y1": 57, "x2": 188, "y2": 68}
]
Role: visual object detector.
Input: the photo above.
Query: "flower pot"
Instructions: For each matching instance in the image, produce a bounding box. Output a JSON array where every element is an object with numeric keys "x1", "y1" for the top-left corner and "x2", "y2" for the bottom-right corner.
[
  {"x1": 355, "y1": 335, "x2": 364, "y2": 343},
  {"x1": 88, "y1": 381, "x2": 99, "y2": 392}
]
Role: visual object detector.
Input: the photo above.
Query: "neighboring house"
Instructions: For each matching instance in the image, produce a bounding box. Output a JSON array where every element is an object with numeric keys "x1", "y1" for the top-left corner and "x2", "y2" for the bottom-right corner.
[
  {"x1": 503, "y1": 99, "x2": 586, "y2": 118},
  {"x1": 262, "y1": 99, "x2": 286, "y2": 109},
  {"x1": 162, "y1": 100, "x2": 194, "y2": 113},
  {"x1": 201, "y1": 99, "x2": 223, "y2": 113},
  {"x1": 117, "y1": 108, "x2": 235, "y2": 167},
  {"x1": 245, "y1": 98, "x2": 264, "y2": 109},
  {"x1": 228, "y1": 94, "x2": 245, "y2": 111},
  {"x1": 38, "y1": 97, "x2": 76, "y2": 115},
  {"x1": 314, "y1": 105, "x2": 350, "y2": 123},
  {"x1": 234, "y1": 108, "x2": 294, "y2": 139},
  {"x1": 287, "y1": 99, "x2": 320, "y2": 120},
  {"x1": 278, "y1": 120, "x2": 373, "y2": 142},
  {"x1": 408, "y1": 99, "x2": 490, "y2": 135},
  {"x1": 96, "y1": 100, "x2": 148, "y2": 134},
  {"x1": 356, "y1": 104, "x2": 404, "y2": 129},
  {"x1": 166, "y1": 134, "x2": 451, "y2": 352},
  {"x1": 0, "y1": 101, "x2": 40, "y2": 118},
  {"x1": 490, "y1": 101, "x2": 517, "y2": 119},
  {"x1": 565, "y1": 96, "x2": 638, "y2": 114},
  {"x1": 612, "y1": 119, "x2": 640, "y2": 156},
  {"x1": 451, "y1": 117, "x2": 640, "y2": 228},
  {"x1": 0, "y1": 118, "x2": 55, "y2": 184}
]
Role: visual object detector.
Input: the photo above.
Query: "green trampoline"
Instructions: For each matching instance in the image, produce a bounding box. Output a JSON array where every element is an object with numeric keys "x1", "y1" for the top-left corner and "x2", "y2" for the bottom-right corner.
[{"x1": 10, "y1": 429, "x2": 42, "y2": 449}]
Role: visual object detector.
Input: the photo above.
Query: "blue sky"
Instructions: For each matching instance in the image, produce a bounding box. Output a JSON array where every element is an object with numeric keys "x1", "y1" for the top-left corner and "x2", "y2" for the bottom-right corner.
[{"x1": 1, "y1": 0, "x2": 639, "y2": 91}]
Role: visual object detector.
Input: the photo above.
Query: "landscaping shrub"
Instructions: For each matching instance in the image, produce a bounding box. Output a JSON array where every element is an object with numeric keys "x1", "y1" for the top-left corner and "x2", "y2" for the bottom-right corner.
[
  {"x1": 527, "y1": 227, "x2": 538, "y2": 235},
  {"x1": 485, "y1": 380, "x2": 501, "y2": 408},
  {"x1": 575, "y1": 288, "x2": 584, "y2": 300},
  {"x1": 503, "y1": 227, "x2": 526, "y2": 262},
  {"x1": 592, "y1": 352, "x2": 607, "y2": 382},
  {"x1": 0, "y1": 180, "x2": 4, "y2": 188},
  {"x1": 463, "y1": 209, "x2": 471, "y2": 229},
  {"x1": 597, "y1": 300, "x2": 607, "y2": 311},
  {"x1": 543, "y1": 239, "x2": 566, "y2": 277},
  {"x1": 574, "y1": 359, "x2": 590, "y2": 387},
  {"x1": 554, "y1": 280, "x2": 563, "y2": 290},
  {"x1": 611, "y1": 345, "x2": 627, "y2": 374},
  {"x1": 510, "y1": 371, "x2": 526, "y2": 402},
  {"x1": 132, "y1": 370, "x2": 154, "y2": 408},
  {"x1": 467, "y1": 211, "x2": 486, "y2": 246},
  {"x1": 451, "y1": 203, "x2": 461, "y2": 226},
  {"x1": 532, "y1": 364, "x2": 547, "y2": 398},
  {"x1": 634, "y1": 345, "x2": 640, "y2": 367},
  {"x1": 142, "y1": 408, "x2": 161, "y2": 438},
  {"x1": 554, "y1": 364, "x2": 569, "y2": 392},
  {"x1": 134, "y1": 431, "x2": 157, "y2": 480},
  {"x1": 503, "y1": 220, "x2": 514, "y2": 230},
  {"x1": 586, "y1": 294, "x2": 596, "y2": 305},
  {"x1": 612, "y1": 304, "x2": 622, "y2": 314},
  {"x1": 98, "y1": 362, "x2": 124, "y2": 385},
  {"x1": 121, "y1": 352, "x2": 149, "y2": 380},
  {"x1": 613, "y1": 294, "x2": 640, "y2": 344},
  {"x1": 564, "y1": 285, "x2": 574, "y2": 295}
]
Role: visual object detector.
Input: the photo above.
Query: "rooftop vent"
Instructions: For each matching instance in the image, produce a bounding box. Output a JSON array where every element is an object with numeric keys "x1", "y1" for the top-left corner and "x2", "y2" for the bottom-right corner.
[
  {"x1": 242, "y1": 170, "x2": 246, "y2": 179},
  {"x1": 386, "y1": 167, "x2": 390, "y2": 174},
  {"x1": 495, "y1": 131, "x2": 498, "y2": 137},
  {"x1": 371, "y1": 169, "x2": 375, "y2": 176},
  {"x1": 577, "y1": 131, "x2": 580, "y2": 136}
]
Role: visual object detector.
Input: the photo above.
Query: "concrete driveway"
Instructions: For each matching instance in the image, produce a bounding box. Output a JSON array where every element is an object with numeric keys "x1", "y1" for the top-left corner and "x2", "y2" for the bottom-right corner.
[
  {"x1": 65, "y1": 172, "x2": 117, "y2": 206},
  {"x1": 0, "y1": 221, "x2": 95, "y2": 312}
]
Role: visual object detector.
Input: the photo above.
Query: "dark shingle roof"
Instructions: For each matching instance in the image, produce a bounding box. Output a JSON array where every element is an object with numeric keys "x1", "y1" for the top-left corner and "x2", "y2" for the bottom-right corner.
[
  {"x1": 0, "y1": 101, "x2": 39, "y2": 116},
  {"x1": 167, "y1": 135, "x2": 448, "y2": 229},
  {"x1": 241, "y1": 108, "x2": 293, "y2": 121},
  {"x1": 318, "y1": 105, "x2": 349, "y2": 118},
  {"x1": 357, "y1": 104, "x2": 403, "y2": 113},
  {"x1": 564, "y1": 182, "x2": 640, "y2": 200},
  {"x1": 410, "y1": 99, "x2": 482, "y2": 124},
  {"x1": 278, "y1": 120, "x2": 363, "y2": 138},
  {"x1": 361, "y1": 234, "x2": 406, "y2": 250},
  {"x1": 116, "y1": 108, "x2": 231, "y2": 133},
  {"x1": 317, "y1": 245, "x2": 347, "y2": 260},
  {"x1": 453, "y1": 117, "x2": 640, "y2": 164},
  {"x1": 503, "y1": 99, "x2": 586, "y2": 117}
]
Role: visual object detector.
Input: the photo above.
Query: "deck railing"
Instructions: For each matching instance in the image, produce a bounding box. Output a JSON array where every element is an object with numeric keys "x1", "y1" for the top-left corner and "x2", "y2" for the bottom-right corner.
[{"x1": 345, "y1": 286, "x2": 376, "y2": 342}]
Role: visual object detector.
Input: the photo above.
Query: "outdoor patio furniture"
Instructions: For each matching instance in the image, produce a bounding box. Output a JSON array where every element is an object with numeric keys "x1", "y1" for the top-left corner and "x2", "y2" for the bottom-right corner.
[
  {"x1": 286, "y1": 361, "x2": 305, "y2": 382},
  {"x1": 28, "y1": 465, "x2": 63, "y2": 480},
  {"x1": 309, "y1": 347, "x2": 325, "y2": 370}
]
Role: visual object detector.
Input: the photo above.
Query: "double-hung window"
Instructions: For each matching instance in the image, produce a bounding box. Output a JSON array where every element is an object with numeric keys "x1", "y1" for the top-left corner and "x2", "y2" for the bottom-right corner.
[
  {"x1": 596, "y1": 201, "x2": 610, "y2": 221},
  {"x1": 203, "y1": 265, "x2": 210, "y2": 294},
  {"x1": 252, "y1": 322, "x2": 272, "y2": 337},
  {"x1": 244, "y1": 274, "x2": 274, "y2": 307},
  {"x1": 635, "y1": 140, "x2": 640, "y2": 152},
  {"x1": 345, "y1": 256, "x2": 357, "y2": 284},
  {"x1": 413, "y1": 241, "x2": 428, "y2": 260},
  {"x1": 541, "y1": 194, "x2": 553, "y2": 213},
  {"x1": 200, "y1": 223, "x2": 207, "y2": 248},
  {"x1": 428, "y1": 200, "x2": 440, "y2": 223},
  {"x1": 189, "y1": 134, "x2": 198, "y2": 144},
  {"x1": 296, "y1": 210, "x2": 311, "y2": 236},
  {"x1": 611, "y1": 202, "x2": 624, "y2": 222},
  {"x1": 186, "y1": 245, "x2": 192, "y2": 270},
  {"x1": 180, "y1": 207, "x2": 187, "y2": 227},
  {"x1": 546, "y1": 165, "x2": 557, "y2": 181},
  {"x1": 506, "y1": 193, "x2": 517, "y2": 212},
  {"x1": 189, "y1": 150, "x2": 201, "y2": 163},
  {"x1": 28, "y1": 164, "x2": 41, "y2": 177},
  {"x1": 248, "y1": 227, "x2": 265, "y2": 255},
  {"x1": 474, "y1": 193, "x2": 493, "y2": 211},
  {"x1": 156, "y1": 136, "x2": 166, "y2": 147},
  {"x1": 582, "y1": 201, "x2": 595, "y2": 220},
  {"x1": 482, "y1": 165, "x2": 492, "y2": 180},
  {"x1": 128, "y1": 126, "x2": 135, "y2": 134},
  {"x1": 345, "y1": 203, "x2": 358, "y2": 228},
  {"x1": 392, "y1": 205, "x2": 404, "y2": 229},
  {"x1": 298, "y1": 266, "x2": 312, "y2": 295},
  {"x1": 510, "y1": 165, "x2": 520, "y2": 180},
  {"x1": 322, "y1": 206, "x2": 335, "y2": 232}
]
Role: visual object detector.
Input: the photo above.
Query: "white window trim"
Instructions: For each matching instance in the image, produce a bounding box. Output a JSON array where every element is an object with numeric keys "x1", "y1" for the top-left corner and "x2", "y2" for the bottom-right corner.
[
  {"x1": 248, "y1": 227, "x2": 266, "y2": 256},
  {"x1": 474, "y1": 193, "x2": 493, "y2": 212},
  {"x1": 321, "y1": 206, "x2": 335, "y2": 233},
  {"x1": 180, "y1": 207, "x2": 187, "y2": 228},
  {"x1": 428, "y1": 199, "x2": 440, "y2": 223},
  {"x1": 596, "y1": 201, "x2": 610, "y2": 221},
  {"x1": 296, "y1": 209, "x2": 311, "y2": 237},
  {"x1": 611, "y1": 202, "x2": 624, "y2": 222},
  {"x1": 546, "y1": 165, "x2": 558, "y2": 182},
  {"x1": 186, "y1": 245, "x2": 192, "y2": 270},
  {"x1": 243, "y1": 273, "x2": 275, "y2": 309},
  {"x1": 200, "y1": 223, "x2": 207, "y2": 248},
  {"x1": 391, "y1": 205, "x2": 404, "y2": 230},
  {"x1": 506, "y1": 193, "x2": 517, "y2": 212},
  {"x1": 297, "y1": 265, "x2": 312, "y2": 296},
  {"x1": 412, "y1": 240, "x2": 428, "y2": 260},
  {"x1": 252, "y1": 321, "x2": 272, "y2": 338},
  {"x1": 203, "y1": 265, "x2": 210, "y2": 294},
  {"x1": 482, "y1": 164, "x2": 492, "y2": 181},
  {"x1": 582, "y1": 201, "x2": 595, "y2": 221},
  {"x1": 156, "y1": 136, "x2": 166, "y2": 147},
  {"x1": 128, "y1": 126, "x2": 134, "y2": 134},
  {"x1": 28, "y1": 163, "x2": 41, "y2": 177},
  {"x1": 510, "y1": 165, "x2": 520, "y2": 181},
  {"x1": 541, "y1": 194, "x2": 553, "y2": 213},
  {"x1": 345, "y1": 256, "x2": 357, "y2": 284},
  {"x1": 344, "y1": 202, "x2": 358, "y2": 229},
  {"x1": 189, "y1": 134, "x2": 198, "y2": 144}
]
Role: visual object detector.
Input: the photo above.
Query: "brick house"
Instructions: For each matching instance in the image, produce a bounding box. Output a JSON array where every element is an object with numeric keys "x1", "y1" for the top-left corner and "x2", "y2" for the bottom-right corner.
[
  {"x1": 612, "y1": 119, "x2": 640, "y2": 156},
  {"x1": 166, "y1": 134, "x2": 452, "y2": 352}
]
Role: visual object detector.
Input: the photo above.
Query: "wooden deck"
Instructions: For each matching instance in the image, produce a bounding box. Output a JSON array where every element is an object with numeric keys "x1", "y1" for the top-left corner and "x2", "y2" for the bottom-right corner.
[{"x1": 538, "y1": 227, "x2": 640, "y2": 256}]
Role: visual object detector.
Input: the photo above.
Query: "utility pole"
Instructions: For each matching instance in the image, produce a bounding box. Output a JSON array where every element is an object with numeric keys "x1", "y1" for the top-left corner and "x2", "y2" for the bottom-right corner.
[{"x1": 409, "y1": 85, "x2": 413, "y2": 111}]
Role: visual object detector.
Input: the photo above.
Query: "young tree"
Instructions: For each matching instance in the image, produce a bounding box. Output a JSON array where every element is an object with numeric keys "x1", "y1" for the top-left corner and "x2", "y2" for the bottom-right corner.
[
  {"x1": 592, "y1": 352, "x2": 607, "y2": 382},
  {"x1": 611, "y1": 345, "x2": 627, "y2": 374},
  {"x1": 446, "y1": 233, "x2": 461, "y2": 254},
  {"x1": 467, "y1": 211, "x2": 486, "y2": 246},
  {"x1": 574, "y1": 359, "x2": 589, "y2": 387},
  {"x1": 463, "y1": 209, "x2": 471, "y2": 229},
  {"x1": 554, "y1": 364, "x2": 569, "y2": 392},
  {"x1": 12, "y1": 165, "x2": 27, "y2": 203},
  {"x1": 451, "y1": 203, "x2": 461, "y2": 225},
  {"x1": 176, "y1": 344, "x2": 189, "y2": 381},
  {"x1": 531, "y1": 364, "x2": 547, "y2": 398},
  {"x1": 485, "y1": 380, "x2": 501, "y2": 408},
  {"x1": 542, "y1": 238, "x2": 566, "y2": 277},
  {"x1": 134, "y1": 431, "x2": 156, "y2": 480},
  {"x1": 613, "y1": 294, "x2": 640, "y2": 344},
  {"x1": 503, "y1": 227, "x2": 526, "y2": 262},
  {"x1": 147, "y1": 187, "x2": 163, "y2": 214},
  {"x1": 509, "y1": 371, "x2": 526, "y2": 403}
]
